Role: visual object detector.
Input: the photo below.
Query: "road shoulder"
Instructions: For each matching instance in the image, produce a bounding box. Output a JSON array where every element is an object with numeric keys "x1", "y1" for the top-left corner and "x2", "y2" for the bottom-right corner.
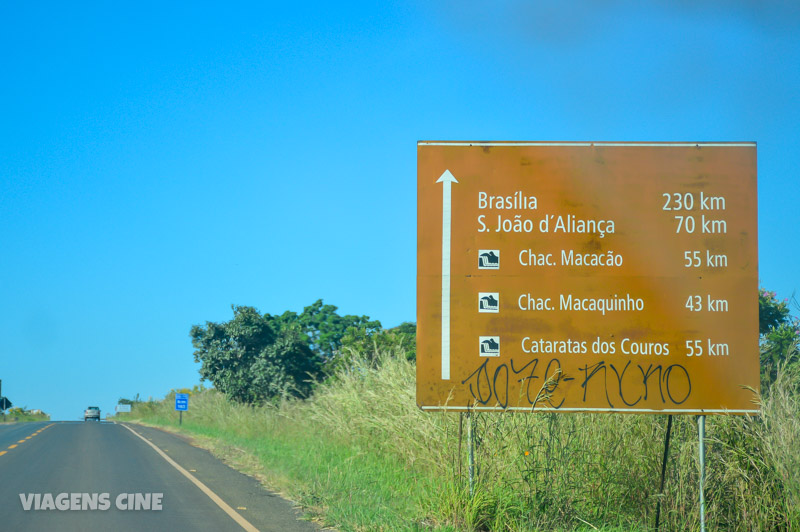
[{"x1": 117, "y1": 422, "x2": 325, "y2": 532}]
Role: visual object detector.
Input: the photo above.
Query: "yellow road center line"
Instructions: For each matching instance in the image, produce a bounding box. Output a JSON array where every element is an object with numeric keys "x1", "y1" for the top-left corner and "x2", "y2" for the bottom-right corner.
[
  {"x1": 0, "y1": 451, "x2": 6, "y2": 456},
  {"x1": 121, "y1": 424, "x2": 259, "y2": 532},
  {"x1": 8, "y1": 444, "x2": 17, "y2": 449},
  {"x1": 17, "y1": 440, "x2": 26, "y2": 443}
]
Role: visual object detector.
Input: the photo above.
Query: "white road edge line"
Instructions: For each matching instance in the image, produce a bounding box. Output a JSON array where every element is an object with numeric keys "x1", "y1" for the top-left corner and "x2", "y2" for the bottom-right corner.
[{"x1": 119, "y1": 423, "x2": 259, "y2": 532}]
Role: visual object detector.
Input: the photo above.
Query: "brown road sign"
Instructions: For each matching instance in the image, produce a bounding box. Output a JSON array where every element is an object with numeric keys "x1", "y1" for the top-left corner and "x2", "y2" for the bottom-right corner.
[{"x1": 417, "y1": 141, "x2": 759, "y2": 414}]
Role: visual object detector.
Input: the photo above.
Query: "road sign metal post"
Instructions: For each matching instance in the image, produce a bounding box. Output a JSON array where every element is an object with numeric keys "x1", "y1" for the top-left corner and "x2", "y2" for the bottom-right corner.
[
  {"x1": 467, "y1": 410, "x2": 475, "y2": 497},
  {"x1": 457, "y1": 413, "x2": 464, "y2": 480},
  {"x1": 699, "y1": 415, "x2": 706, "y2": 532}
]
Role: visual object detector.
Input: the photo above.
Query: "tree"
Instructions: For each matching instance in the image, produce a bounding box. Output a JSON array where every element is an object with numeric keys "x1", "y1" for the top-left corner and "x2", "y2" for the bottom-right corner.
[
  {"x1": 279, "y1": 299, "x2": 382, "y2": 359},
  {"x1": 392, "y1": 322, "x2": 417, "y2": 360},
  {"x1": 118, "y1": 393, "x2": 142, "y2": 405},
  {"x1": 759, "y1": 288, "x2": 791, "y2": 334},
  {"x1": 327, "y1": 322, "x2": 416, "y2": 374},
  {"x1": 191, "y1": 305, "x2": 322, "y2": 404},
  {"x1": 250, "y1": 324, "x2": 320, "y2": 399},
  {"x1": 758, "y1": 288, "x2": 800, "y2": 386}
]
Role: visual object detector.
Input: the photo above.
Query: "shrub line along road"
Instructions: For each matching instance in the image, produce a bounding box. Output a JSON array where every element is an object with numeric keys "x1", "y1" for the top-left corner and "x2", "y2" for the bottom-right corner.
[{"x1": 0, "y1": 421, "x2": 320, "y2": 532}]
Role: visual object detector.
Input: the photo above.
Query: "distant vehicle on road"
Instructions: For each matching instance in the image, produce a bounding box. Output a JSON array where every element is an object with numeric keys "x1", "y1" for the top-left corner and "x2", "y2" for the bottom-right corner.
[{"x1": 84, "y1": 406, "x2": 101, "y2": 421}]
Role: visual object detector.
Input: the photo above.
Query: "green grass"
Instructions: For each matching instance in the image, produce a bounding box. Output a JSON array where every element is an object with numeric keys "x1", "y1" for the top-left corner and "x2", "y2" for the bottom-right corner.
[
  {"x1": 181, "y1": 420, "x2": 439, "y2": 530},
  {"x1": 115, "y1": 348, "x2": 800, "y2": 531}
]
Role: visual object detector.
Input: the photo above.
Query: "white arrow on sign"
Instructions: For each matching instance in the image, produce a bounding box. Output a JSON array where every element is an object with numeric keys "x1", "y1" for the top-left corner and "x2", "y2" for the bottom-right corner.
[{"x1": 436, "y1": 169, "x2": 458, "y2": 380}]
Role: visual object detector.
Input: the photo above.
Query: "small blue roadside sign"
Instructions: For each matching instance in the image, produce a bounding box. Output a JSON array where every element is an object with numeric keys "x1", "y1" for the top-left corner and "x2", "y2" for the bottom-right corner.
[{"x1": 175, "y1": 393, "x2": 189, "y2": 411}]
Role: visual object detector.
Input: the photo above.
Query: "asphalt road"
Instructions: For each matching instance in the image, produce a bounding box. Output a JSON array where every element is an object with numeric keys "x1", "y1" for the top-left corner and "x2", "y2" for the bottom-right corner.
[{"x1": 0, "y1": 421, "x2": 320, "y2": 532}]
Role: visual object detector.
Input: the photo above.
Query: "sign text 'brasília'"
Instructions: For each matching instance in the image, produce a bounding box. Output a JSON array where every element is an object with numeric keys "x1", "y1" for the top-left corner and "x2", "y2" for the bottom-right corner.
[{"x1": 417, "y1": 141, "x2": 759, "y2": 415}]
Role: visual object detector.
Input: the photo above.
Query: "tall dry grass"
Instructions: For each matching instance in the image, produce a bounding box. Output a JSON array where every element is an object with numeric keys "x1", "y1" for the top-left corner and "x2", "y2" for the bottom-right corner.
[{"x1": 120, "y1": 346, "x2": 800, "y2": 531}]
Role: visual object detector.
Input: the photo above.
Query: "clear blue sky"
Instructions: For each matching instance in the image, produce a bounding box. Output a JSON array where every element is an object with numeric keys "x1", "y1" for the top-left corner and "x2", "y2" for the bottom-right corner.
[{"x1": 1, "y1": 2, "x2": 798, "y2": 421}]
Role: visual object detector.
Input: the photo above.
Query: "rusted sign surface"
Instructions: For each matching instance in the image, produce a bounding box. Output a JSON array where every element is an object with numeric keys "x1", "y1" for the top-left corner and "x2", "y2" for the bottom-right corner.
[{"x1": 417, "y1": 142, "x2": 759, "y2": 414}]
